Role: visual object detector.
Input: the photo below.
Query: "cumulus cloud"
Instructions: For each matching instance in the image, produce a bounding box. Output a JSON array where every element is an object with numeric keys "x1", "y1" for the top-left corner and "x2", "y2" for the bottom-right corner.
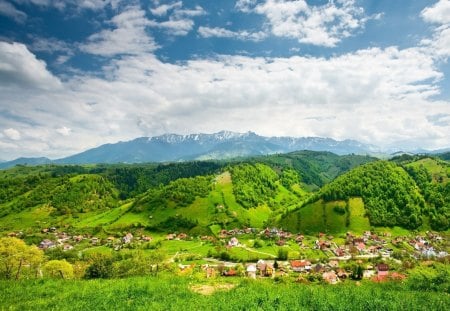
[
  {"x1": 1, "y1": 39, "x2": 449, "y2": 159},
  {"x1": 0, "y1": 0, "x2": 27, "y2": 23},
  {"x1": 198, "y1": 26, "x2": 267, "y2": 41},
  {"x1": 236, "y1": 0, "x2": 377, "y2": 47},
  {"x1": 80, "y1": 6, "x2": 158, "y2": 56},
  {"x1": 421, "y1": 0, "x2": 450, "y2": 58},
  {"x1": 0, "y1": 41, "x2": 61, "y2": 89},
  {"x1": 421, "y1": 0, "x2": 450, "y2": 24}
]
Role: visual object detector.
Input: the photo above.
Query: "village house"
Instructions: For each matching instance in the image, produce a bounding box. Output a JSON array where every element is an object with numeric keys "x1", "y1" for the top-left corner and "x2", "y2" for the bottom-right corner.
[
  {"x1": 256, "y1": 260, "x2": 275, "y2": 277},
  {"x1": 334, "y1": 247, "x2": 345, "y2": 257},
  {"x1": 337, "y1": 269, "x2": 349, "y2": 279},
  {"x1": 322, "y1": 271, "x2": 339, "y2": 284},
  {"x1": 63, "y1": 244, "x2": 74, "y2": 251},
  {"x1": 73, "y1": 235, "x2": 84, "y2": 242},
  {"x1": 177, "y1": 233, "x2": 188, "y2": 240},
  {"x1": 290, "y1": 260, "x2": 311, "y2": 272},
  {"x1": 91, "y1": 237, "x2": 99, "y2": 245},
  {"x1": 166, "y1": 233, "x2": 176, "y2": 240},
  {"x1": 376, "y1": 263, "x2": 389, "y2": 277},
  {"x1": 39, "y1": 239, "x2": 56, "y2": 249},
  {"x1": 328, "y1": 260, "x2": 339, "y2": 268},
  {"x1": 141, "y1": 235, "x2": 152, "y2": 242},
  {"x1": 122, "y1": 233, "x2": 133, "y2": 244},
  {"x1": 228, "y1": 237, "x2": 239, "y2": 247}
]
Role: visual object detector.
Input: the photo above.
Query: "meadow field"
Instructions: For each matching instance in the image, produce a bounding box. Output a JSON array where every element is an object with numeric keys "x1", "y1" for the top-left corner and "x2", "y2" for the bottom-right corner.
[{"x1": 1, "y1": 275, "x2": 449, "y2": 311}]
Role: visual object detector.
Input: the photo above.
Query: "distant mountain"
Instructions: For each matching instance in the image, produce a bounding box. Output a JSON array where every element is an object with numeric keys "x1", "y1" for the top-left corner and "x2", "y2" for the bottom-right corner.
[
  {"x1": 53, "y1": 131, "x2": 378, "y2": 165},
  {"x1": 8, "y1": 130, "x2": 449, "y2": 169},
  {"x1": 0, "y1": 157, "x2": 52, "y2": 169}
]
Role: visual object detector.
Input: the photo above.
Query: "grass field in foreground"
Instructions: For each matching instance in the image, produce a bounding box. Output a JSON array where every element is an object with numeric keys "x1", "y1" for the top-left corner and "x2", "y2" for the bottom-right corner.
[{"x1": 1, "y1": 276, "x2": 449, "y2": 311}]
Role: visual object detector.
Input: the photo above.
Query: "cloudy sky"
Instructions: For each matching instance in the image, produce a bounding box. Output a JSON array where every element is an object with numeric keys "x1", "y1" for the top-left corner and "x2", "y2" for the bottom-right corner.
[{"x1": 0, "y1": 0, "x2": 449, "y2": 160}]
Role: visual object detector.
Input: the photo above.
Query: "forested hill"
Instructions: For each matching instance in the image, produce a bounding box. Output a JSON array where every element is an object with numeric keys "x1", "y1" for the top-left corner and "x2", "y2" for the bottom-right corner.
[
  {"x1": 0, "y1": 152, "x2": 448, "y2": 235},
  {"x1": 285, "y1": 157, "x2": 449, "y2": 232}
]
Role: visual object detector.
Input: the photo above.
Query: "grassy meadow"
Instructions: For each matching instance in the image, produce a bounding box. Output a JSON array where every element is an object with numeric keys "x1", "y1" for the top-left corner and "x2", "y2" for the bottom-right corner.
[{"x1": 1, "y1": 275, "x2": 449, "y2": 311}]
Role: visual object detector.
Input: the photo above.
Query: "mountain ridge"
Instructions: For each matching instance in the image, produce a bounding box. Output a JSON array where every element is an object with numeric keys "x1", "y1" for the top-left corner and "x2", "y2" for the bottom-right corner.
[{"x1": 0, "y1": 131, "x2": 447, "y2": 169}]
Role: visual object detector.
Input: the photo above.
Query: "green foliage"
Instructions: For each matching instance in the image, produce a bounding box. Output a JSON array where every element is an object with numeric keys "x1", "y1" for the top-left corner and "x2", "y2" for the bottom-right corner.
[
  {"x1": 0, "y1": 237, "x2": 44, "y2": 280},
  {"x1": 43, "y1": 260, "x2": 74, "y2": 279},
  {"x1": 277, "y1": 248, "x2": 288, "y2": 260},
  {"x1": 154, "y1": 216, "x2": 198, "y2": 232},
  {"x1": 280, "y1": 168, "x2": 300, "y2": 190},
  {"x1": 84, "y1": 253, "x2": 114, "y2": 279},
  {"x1": 50, "y1": 175, "x2": 119, "y2": 215},
  {"x1": 407, "y1": 263, "x2": 450, "y2": 293},
  {"x1": 134, "y1": 175, "x2": 211, "y2": 212},
  {"x1": 230, "y1": 163, "x2": 278, "y2": 209},
  {"x1": 320, "y1": 161, "x2": 424, "y2": 229},
  {"x1": 404, "y1": 159, "x2": 450, "y2": 231},
  {"x1": 255, "y1": 151, "x2": 376, "y2": 188},
  {"x1": 101, "y1": 161, "x2": 223, "y2": 199}
]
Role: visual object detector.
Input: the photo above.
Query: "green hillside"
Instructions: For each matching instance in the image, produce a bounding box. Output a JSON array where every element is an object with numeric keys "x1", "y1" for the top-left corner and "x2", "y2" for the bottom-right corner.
[
  {"x1": 280, "y1": 158, "x2": 450, "y2": 233},
  {"x1": 0, "y1": 153, "x2": 448, "y2": 236},
  {"x1": 130, "y1": 163, "x2": 302, "y2": 233}
]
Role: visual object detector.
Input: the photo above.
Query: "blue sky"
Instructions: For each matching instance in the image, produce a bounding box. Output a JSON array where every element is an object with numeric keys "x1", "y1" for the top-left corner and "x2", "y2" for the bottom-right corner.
[{"x1": 0, "y1": 0, "x2": 449, "y2": 159}]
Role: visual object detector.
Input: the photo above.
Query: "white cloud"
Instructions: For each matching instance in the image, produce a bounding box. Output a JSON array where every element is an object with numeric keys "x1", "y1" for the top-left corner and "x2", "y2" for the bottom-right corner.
[
  {"x1": 421, "y1": 0, "x2": 450, "y2": 58},
  {"x1": 237, "y1": 0, "x2": 375, "y2": 47},
  {"x1": 80, "y1": 6, "x2": 158, "y2": 56},
  {"x1": 4, "y1": 128, "x2": 21, "y2": 140},
  {"x1": 198, "y1": 26, "x2": 267, "y2": 41},
  {"x1": 0, "y1": 41, "x2": 62, "y2": 90},
  {"x1": 150, "y1": 1, "x2": 181, "y2": 16},
  {"x1": 235, "y1": 0, "x2": 257, "y2": 13},
  {"x1": 0, "y1": 0, "x2": 27, "y2": 23},
  {"x1": 421, "y1": 0, "x2": 450, "y2": 24},
  {"x1": 149, "y1": 3, "x2": 206, "y2": 36},
  {"x1": 1, "y1": 40, "x2": 449, "y2": 159}
]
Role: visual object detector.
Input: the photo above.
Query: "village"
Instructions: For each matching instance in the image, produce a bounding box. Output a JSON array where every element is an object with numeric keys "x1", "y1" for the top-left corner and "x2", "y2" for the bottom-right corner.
[{"x1": 7, "y1": 224, "x2": 447, "y2": 284}]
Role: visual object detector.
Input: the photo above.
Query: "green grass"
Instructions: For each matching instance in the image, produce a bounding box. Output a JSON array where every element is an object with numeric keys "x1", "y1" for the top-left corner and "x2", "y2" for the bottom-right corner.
[
  {"x1": 348, "y1": 198, "x2": 370, "y2": 233},
  {"x1": 406, "y1": 158, "x2": 449, "y2": 183},
  {"x1": 0, "y1": 276, "x2": 448, "y2": 311}
]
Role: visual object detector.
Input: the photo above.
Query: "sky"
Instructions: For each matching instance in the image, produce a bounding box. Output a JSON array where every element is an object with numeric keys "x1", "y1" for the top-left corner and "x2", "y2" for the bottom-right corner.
[{"x1": 0, "y1": 0, "x2": 449, "y2": 160}]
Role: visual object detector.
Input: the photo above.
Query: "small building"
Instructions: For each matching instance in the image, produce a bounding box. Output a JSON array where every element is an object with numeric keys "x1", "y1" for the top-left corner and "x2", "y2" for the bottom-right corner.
[
  {"x1": 122, "y1": 233, "x2": 133, "y2": 244},
  {"x1": 39, "y1": 239, "x2": 55, "y2": 249},
  {"x1": 376, "y1": 264, "x2": 389, "y2": 277},
  {"x1": 323, "y1": 271, "x2": 339, "y2": 284},
  {"x1": 290, "y1": 260, "x2": 311, "y2": 272},
  {"x1": 177, "y1": 233, "x2": 188, "y2": 240},
  {"x1": 63, "y1": 244, "x2": 74, "y2": 251},
  {"x1": 228, "y1": 237, "x2": 239, "y2": 247},
  {"x1": 141, "y1": 235, "x2": 152, "y2": 242}
]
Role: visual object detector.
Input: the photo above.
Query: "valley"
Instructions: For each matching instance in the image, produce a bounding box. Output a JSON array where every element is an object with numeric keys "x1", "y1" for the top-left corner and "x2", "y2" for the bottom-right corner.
[{"x1": 0, "y1": 151, "x2": 449, "y2": 309}]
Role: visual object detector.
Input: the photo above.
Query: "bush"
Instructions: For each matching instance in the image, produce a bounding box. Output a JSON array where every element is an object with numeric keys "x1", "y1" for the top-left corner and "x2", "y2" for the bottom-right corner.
[{"x1": 43, "y1": 260, "x2": 74, "y2": 279}]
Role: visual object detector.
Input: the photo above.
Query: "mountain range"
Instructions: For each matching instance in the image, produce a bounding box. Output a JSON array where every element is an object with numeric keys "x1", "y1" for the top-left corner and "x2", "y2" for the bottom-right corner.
[{"x1": 0, "y1": 131, "x2": 446, "y2": 169}]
